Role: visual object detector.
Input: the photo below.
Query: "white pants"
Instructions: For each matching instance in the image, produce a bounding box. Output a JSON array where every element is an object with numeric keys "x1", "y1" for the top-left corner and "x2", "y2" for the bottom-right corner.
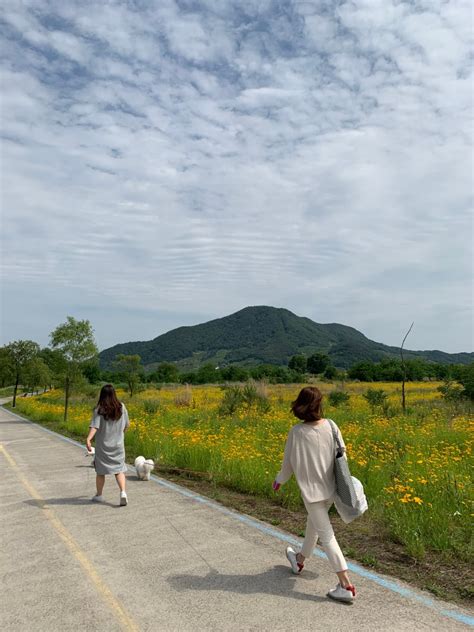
[{"x1": 301, "y1": 498, "x2": 347, "y2": 573}]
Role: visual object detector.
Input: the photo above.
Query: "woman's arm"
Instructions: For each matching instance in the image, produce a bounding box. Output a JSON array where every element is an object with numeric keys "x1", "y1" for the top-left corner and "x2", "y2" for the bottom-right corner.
[
  {"x1": 275, "y1": 431, "x2": 294, "y2": 486},
  {"x1": 122, "y1": 404, "x2": 130, "y2": 432},
  {"x1": 87, "y1": 409, "x2": 101, "y2": 451},
  {"x1": 337, "y1": 426, "x2": 348, "y2": 460},
  {"x1": 86, "y1": 427, "x2": 97, "y2": 452}
]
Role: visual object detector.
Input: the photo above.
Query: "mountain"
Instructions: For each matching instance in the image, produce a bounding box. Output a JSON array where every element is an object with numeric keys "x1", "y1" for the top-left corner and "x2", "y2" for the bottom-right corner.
[{"x1": 99, "y1": 306, "x2": 474, "y2": 371}]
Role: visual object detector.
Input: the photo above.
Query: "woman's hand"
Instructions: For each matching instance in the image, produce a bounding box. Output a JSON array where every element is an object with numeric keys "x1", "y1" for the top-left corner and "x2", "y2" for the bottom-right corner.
[
  {"x1": 272, "y1": 481, "x2": 281, "y2": 492},
  {"x1": 86, "y1": 427, "x2": 97, "y2": 452}
]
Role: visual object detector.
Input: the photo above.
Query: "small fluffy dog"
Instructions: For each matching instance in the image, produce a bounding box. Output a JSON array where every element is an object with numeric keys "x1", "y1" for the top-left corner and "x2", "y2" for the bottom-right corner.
[
  {"x1": 86, "y1": 445, "x2": 95, "y2": 468},
  {"x1": 135, "y1": 456, "x2": 154, "y2": 480}
]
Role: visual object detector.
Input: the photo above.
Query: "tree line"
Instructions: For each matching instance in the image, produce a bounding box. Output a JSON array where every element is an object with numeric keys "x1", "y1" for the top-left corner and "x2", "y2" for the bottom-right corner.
[
  {"x1": 346, "y1": 358, "x2": 468, "y2": 382},
  {"x1": 1, "y1": 317, "x2": 97, "y2": 418},
  {"x1": 2, "y1": 319, "x2": 473, "y2": 413},
  {"x1": 54, "y1": 352, "x2": 474, "y2": 401}
]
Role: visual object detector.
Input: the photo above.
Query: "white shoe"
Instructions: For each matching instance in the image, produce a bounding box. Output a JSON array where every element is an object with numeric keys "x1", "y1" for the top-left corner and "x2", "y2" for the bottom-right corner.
[
  {"x1": 327, "y1": 583, "x2": 356, "y2": 603},
  {"x1": 91, "y1": 495, "x2": 105, "y2": 503},
  {"x1": 120, "y1": 491, "x2": 128, "y2": 506},
  {"x1": 285, "y1": 545, "x2": 304, "y2": 574}
]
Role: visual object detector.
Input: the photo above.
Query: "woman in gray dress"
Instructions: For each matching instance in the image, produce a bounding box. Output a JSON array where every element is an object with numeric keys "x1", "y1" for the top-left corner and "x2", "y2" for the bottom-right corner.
[{"x1": 86, "y1": 384, "x2": 130, "y2": 506}]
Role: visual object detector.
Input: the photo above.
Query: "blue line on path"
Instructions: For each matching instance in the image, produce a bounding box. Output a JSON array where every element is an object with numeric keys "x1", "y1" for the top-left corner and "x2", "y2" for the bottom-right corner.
[{"x1": 2, "y1": 405, "x2": 473, "y2": 628}]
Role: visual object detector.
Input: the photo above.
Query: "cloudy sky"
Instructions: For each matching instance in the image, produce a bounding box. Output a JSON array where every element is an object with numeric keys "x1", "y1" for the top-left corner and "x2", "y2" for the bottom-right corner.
[{"x1": 1, "y1": 0, "x2": 472, "y2": 353}]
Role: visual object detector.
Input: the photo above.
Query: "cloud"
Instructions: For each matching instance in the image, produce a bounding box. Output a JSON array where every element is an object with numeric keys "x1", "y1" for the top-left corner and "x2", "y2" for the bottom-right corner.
[{"x1": 0, "y1": 0, "x2": 472, "y2": 352}]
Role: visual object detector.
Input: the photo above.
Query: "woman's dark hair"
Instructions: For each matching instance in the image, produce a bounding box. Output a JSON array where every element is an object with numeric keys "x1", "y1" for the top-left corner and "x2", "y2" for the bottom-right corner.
[
  {"x1": 96, "y1": 384, "x2": 122, "y2": 421},
  {"x1": 291, "y1": 386, "x2": 323, "y2": 422}
]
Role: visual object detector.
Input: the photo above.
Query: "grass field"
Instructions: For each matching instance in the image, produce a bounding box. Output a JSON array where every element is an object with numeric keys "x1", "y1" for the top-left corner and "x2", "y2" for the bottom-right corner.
[{"x1": 10, "y1": 381, "x2": 473, "y2": 601}]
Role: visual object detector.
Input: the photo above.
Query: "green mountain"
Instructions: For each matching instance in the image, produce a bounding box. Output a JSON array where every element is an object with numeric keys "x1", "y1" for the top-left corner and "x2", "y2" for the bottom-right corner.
[{"x1": 99, "y1": 306, "x2": 473, "y2": 371}]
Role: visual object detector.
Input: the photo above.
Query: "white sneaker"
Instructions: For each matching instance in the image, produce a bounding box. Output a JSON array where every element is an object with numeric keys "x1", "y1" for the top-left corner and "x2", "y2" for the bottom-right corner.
[
  {"x1": 327, "y1": 583, "x2": 356, "y2": 603},
  {"x1": 285, "y1": 545, "x2": 304, "y2": 574},
  {"x1": 119, "y1": 491, "x2": 128, "y2": 506},
  {"x1": 91, "y1": 495, "x2": 105, "y2": 503}
]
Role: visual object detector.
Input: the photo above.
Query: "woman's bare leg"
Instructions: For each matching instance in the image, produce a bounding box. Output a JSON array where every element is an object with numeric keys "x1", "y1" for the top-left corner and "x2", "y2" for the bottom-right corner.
[
  {"x1": 96, "y1": 475, "x2": 105, "y2": 496},
  {"x1": 336, "y1": 569, "x2": 352, "y2": 588},
  {"x1": 115, "y1": 472, "x2": 126, "y2": 492}
]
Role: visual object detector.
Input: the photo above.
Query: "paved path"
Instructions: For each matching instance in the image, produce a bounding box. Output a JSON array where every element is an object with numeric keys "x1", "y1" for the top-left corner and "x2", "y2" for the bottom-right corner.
[{"x1": 1, "y1": 404, "x2": 472, "y2": 632}]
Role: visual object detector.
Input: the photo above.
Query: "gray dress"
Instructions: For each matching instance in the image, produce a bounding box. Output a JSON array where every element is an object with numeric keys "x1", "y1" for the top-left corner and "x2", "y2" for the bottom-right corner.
[{"x1": 90, "y1": 403, "x2": 129, "y2": 475}]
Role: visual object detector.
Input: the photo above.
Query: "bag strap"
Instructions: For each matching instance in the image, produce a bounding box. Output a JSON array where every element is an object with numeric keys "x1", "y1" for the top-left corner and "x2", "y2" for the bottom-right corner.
[{"x1": 328, "y1": 419, "x2": 345, "y2": 457}]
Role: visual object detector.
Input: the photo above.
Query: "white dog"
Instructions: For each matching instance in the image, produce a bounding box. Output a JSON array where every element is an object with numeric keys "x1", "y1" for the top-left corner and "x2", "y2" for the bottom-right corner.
[{"x1": 135, "y1": 456, "x2": 154, "y2": 480}]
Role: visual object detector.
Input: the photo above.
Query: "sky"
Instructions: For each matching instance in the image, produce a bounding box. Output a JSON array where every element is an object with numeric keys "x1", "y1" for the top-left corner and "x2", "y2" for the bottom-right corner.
[{"x1": 0, "y1": 0, "x2": 472, "y2": 353}]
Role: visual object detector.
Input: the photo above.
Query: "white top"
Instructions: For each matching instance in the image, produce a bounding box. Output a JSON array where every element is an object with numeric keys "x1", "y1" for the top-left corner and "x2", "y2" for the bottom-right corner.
[{"x1": 276, "y1": 419, "x2": 346, "y2": 503}]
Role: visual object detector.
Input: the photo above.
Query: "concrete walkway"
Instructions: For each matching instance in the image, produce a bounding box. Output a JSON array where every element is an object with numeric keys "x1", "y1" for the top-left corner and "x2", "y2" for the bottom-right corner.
[{"x1": 0, "y1": 404, "x2": 472, "y2": 632}]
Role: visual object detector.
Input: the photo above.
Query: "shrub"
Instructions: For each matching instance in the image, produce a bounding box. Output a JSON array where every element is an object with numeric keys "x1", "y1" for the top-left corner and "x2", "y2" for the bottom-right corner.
[
  {"x1": 328, "y1": 390, "x2": 350, "y2": 407},
  {"x1": 242, "y1": 380, "x2": 270, "y2": 412},
  {"x1": 80, "y1": 383, "x2": 100, "y2": 398},
  {"x1": 218, "y1": 380, "x2": 271, "y2": 416},
  {"x1": 143, "y1": 399, "x2": 161, "y2": 414},
  {"x1": 363, "y1": 388, "x2": 388, "y2": 412},
  {"x1": 219, "y1": 386, "x2": 245, "y2": 416},
  {"x1": 437, "y1": 381, "x2": 464, "y2": 403},
  {"x1": 381, "y1": 401, "x2": 399, "y2": 419}
]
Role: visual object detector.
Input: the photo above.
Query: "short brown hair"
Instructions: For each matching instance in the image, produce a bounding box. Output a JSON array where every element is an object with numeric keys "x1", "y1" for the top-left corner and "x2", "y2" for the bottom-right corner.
[{"x1": 291, "y1": 386, "x2": 323, "y2": 422}]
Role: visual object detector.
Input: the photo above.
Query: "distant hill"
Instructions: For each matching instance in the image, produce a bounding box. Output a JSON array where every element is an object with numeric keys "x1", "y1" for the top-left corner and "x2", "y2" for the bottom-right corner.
[{"x1": 99, "y1": 306, "x2": 474, "y2": 371}]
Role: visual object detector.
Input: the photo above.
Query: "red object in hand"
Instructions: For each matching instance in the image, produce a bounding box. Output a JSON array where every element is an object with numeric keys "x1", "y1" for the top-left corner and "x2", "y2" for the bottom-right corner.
[{"x1": 272, "y1": 481, "x2": 281, "y2": 492}]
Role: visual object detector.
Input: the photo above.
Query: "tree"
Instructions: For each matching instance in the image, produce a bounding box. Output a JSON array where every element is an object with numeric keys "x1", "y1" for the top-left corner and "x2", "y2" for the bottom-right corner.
[
  {"x1": 288, "y1": 355, "x2": 307, "y2": 373},
  {"x1": 434, "y1": 363, "x2": 452, "y2": 380},
  {"x1": 323, "y1": 365, "x2": 338, "y2": 380},
  {"x1": 457, "y1": 363, "x2": 474, "y2": 401},
  {"x1": 405, "y1": 359, "x2": 429, "y2": 381},
  {"x1": 39, "y1": 347, "x2": 67, "y2": 389},
  {"x1": 306, "y1": 353, "x2": 330, "y2": 375},
  {"x1": 220, "y1": 365, "x2": 249, "y2": 382},
  {"x1": 113, "y1": 354, "x2": 142, "y2": 397},
  {"x1": 82, "y1": 360, "x2": 101, "y2": 384},
  {"x1": 50, "y1": 317, "x2": 98, "y2": 420},
  {"x1": 5, "y1": 340, "x2": 40, "y2": 407},
  {"x1": 150, "y1": 362, "x2": 180, "y2": 383},
  {"x1": 195, "y1": 363, "x2": 219, "y2": 384},
  {"x1": 378, "y1": 359, "x2": 404, "y2": 381},
  {"x1": 0, "y1": 346, "x2": 15, "y2": 387},
  {"x1": 348, "y1": 361, "x2": 376, "y2": 381},
  {"x1": 23, "y1": 357, "x2": 52, "y2": 394},
  {"x1": 249, "y1": 364, "x2": 295, "y2": 384}
]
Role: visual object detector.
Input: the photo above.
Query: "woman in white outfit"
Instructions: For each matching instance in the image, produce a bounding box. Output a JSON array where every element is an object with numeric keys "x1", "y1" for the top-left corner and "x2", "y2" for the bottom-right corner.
[{"x1": 273, "y1": 386, "x2": 356, "y2": 602}]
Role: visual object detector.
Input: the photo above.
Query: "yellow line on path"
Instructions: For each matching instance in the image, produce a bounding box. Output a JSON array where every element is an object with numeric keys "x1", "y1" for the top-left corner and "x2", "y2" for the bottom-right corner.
[{"x1": 0, "y1": 443, "x2": 139, "y2": 632}]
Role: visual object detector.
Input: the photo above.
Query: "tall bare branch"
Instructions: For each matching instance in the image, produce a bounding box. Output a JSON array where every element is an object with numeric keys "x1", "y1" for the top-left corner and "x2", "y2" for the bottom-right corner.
[{"x1": 400, "y1": 322, "x2": 414, "y2": 413}]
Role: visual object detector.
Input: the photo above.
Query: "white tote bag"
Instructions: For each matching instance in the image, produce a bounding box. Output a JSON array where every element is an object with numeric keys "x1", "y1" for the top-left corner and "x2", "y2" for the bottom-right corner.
[{"x1": 334, "y1": 476, "x2": 368, "y2": 524}]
